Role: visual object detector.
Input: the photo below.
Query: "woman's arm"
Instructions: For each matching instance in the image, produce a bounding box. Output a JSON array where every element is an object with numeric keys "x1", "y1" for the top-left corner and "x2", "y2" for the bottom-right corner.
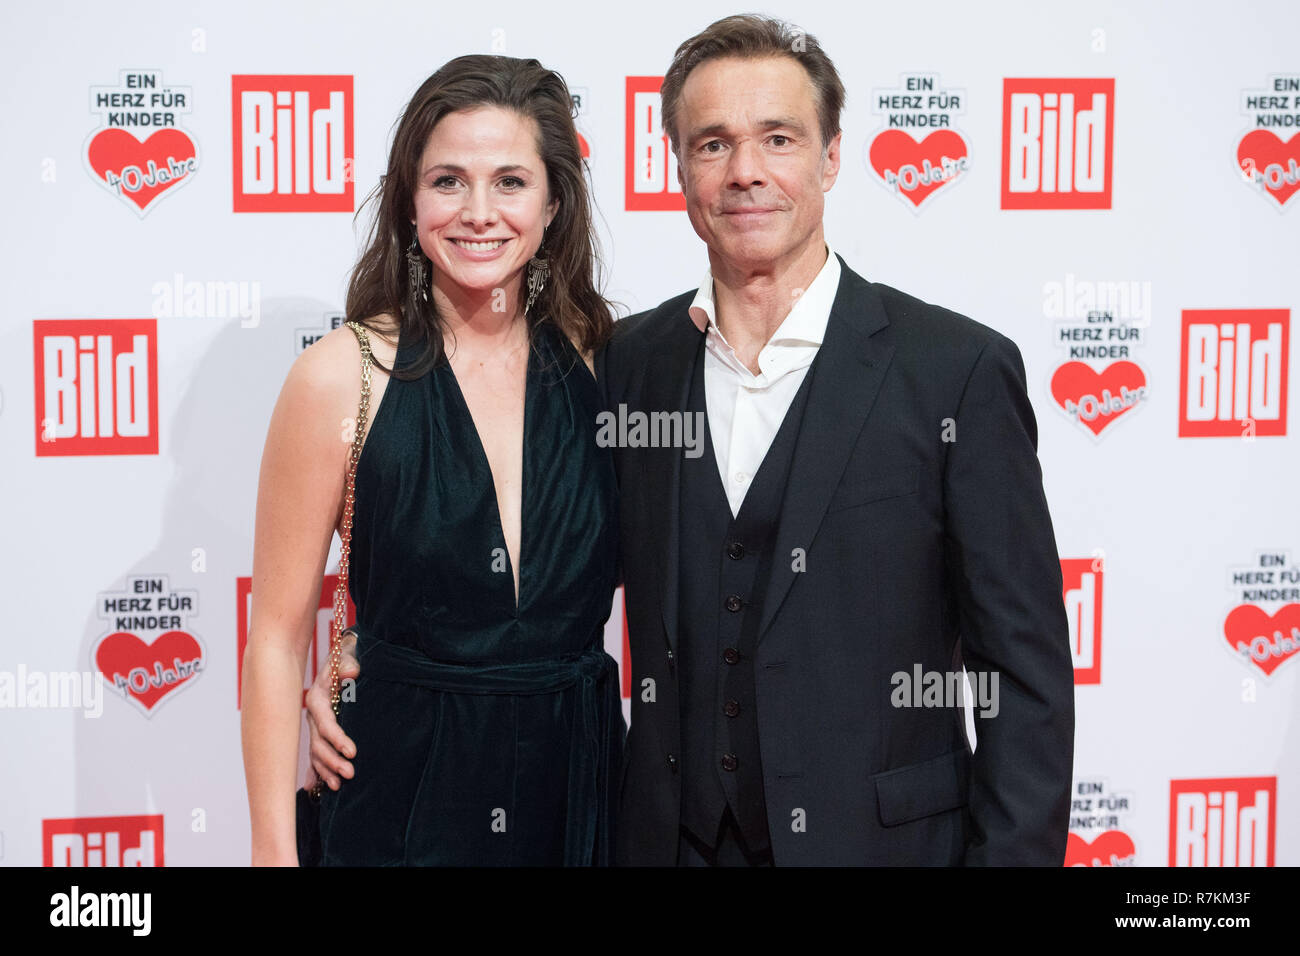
[{"x1": 240, "y1": 326, "x2": 360, "y2": 866}]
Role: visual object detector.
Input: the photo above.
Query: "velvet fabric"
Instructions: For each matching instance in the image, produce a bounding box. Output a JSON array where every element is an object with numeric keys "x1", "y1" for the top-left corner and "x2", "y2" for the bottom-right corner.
[{"x1": 319, "y1": 319, "x2": 623, "y2": 866}]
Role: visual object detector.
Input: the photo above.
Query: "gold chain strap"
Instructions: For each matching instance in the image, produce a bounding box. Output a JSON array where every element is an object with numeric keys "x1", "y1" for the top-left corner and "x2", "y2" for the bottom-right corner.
[{"x1": 310, "y1": 320, "x2": 373, "y2": 799}]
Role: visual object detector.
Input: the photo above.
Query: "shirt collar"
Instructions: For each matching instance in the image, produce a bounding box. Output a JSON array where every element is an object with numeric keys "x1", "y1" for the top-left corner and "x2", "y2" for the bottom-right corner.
[{"x1": 687, "y1": 243, "x2": 840, "y2": 347}]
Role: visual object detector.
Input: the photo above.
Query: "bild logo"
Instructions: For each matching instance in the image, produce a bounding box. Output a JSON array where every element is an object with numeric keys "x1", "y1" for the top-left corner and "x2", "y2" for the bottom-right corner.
[
  {"x1": 84, "y1": 69, "x2": 200, "y2": 218},
  {"x1": 1062, "y1": 557, "x2": 1103, "y2": 685},
  {"x1": 232, "y1": 75, "x2": 354, "y2": 212},
  {"x1": 1002, "y1": 78, "x2": 1114, "y2": 209},
  {"x1": 33, "y1": 319, "x2": 158, "y2": 457},
  {"x1": 1169, "y1": 777, "x2": 1275, "y2": 867},
  {"x1": 1178, "y1": 309, "x2": 1288, "y2": 438},
  {"x1": 43, "y1": 814, "x2": 164, "y2": 867},
  {"x1": 625, "y1": 76, "x2": 683, "y2": 211}
]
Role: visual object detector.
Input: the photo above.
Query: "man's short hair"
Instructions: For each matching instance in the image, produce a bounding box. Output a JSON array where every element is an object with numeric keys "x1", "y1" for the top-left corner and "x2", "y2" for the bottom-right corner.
[{"x1": 660, "y1": 14, "x2": 846, "y2": 156}]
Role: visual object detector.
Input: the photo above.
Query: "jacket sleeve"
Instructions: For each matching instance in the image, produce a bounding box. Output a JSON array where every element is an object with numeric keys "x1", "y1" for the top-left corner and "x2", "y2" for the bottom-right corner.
[{"x1": 941, "y1": 334, "x2": 1075, "y2": 866}]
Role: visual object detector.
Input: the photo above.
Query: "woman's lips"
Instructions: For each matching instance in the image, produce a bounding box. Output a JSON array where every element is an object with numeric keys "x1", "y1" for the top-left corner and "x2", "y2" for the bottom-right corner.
[{"x1": 447, "y1": 237, "x2": 511, "y2": 259}]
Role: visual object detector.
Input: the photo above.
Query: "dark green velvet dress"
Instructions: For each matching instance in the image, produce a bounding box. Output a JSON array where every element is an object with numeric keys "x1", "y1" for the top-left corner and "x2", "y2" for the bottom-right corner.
[{"x1": 318, "y1": 318, "x2": 623, "y2": 866}]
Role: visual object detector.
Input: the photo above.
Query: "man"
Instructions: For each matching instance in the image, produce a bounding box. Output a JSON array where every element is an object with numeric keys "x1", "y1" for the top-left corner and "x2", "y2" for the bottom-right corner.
[
  {"x1": 308, "y1": 13, "x2": 1075, "y2": 866},
  {"x1": 602, "y1": 14, "x2": 1073, "y2": 867}
]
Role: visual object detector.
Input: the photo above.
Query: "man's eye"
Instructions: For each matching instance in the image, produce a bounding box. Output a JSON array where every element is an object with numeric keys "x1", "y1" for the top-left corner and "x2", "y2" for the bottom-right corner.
[
  {"x1": 771, "y1": 135, "x2": 790, "y2": 147},
  {"x1": 702, "y1": 140, "x2": 724, "y2": 153}
]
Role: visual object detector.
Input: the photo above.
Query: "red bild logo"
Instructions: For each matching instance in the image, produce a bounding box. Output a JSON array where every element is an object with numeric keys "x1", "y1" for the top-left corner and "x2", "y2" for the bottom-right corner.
[
  {"x1": 1062, "y1": 558, "x2": 1103, "y2": 684},
  {"x1": 33, "y1": 319, "x2": 158, "y2": 457},
  {"x1": 1179, "y1": 309, "x2": 1289, "y2": 437},
  {"x1": 1002, "y1": 79, "x2": 1114, "y2": 209},
  {"x1": 625, "y1": 77, "x2": 684, "y2": 211},
  {"x1": 1169, "y1": 777, "x2": 1275, "y2": 867},
  {"x1": 232, "y1": 75, "x2": 354, "y2": 212},
  {"x1": 43, "y1": 814, "x2": 165, "y2": 866}
]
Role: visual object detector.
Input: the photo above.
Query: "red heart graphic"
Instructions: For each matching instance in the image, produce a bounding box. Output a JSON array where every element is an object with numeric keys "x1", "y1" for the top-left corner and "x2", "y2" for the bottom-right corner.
[
  {"x1": 1065, "y1": 830, "x2": 1136, "y2": 866},
  {"x1": 868, "y1": 130, "x2": 969, "y2": 208},
  {"x1": 1224, "y1": 604, "x2": 1300, "y2": 677},
  {"x1": 86, "y1": 128, "x2": 198, "y2": 215},
  {"x1": 1050, "y1": 361, "x2": 1147, "y2": 436},
  {"x1": 95, "y1": 630, "x2": 204, "y2": 714},
  {"x1": 1237, "y1": 130, "x2": 1300, "y2": 208}
]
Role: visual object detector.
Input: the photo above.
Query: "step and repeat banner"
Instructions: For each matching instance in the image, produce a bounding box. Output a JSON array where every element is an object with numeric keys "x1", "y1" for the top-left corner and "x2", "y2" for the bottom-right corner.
[{"x1": 1, "y1": 0, "x2": 1296, "y2": 867}]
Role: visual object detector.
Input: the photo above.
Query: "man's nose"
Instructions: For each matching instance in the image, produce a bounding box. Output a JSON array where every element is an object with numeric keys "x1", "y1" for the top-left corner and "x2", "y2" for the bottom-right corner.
[{"x1": 726, "y1": 138, "x2": 766, "y2": 188}]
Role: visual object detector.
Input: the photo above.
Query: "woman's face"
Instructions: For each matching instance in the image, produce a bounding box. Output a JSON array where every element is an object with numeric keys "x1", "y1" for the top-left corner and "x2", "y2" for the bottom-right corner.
[{"x1": 412, "y1": 105, "x2": 557, "y2": 308}]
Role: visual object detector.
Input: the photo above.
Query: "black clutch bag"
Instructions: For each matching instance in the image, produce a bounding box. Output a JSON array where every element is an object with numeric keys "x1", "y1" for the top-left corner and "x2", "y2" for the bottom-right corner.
[
  {"x1": 296, "y1": 785, "x2": 323, "y2": 866},
  {"x1": 293, "y1": 320, "x2": 372, "y2": 867}
]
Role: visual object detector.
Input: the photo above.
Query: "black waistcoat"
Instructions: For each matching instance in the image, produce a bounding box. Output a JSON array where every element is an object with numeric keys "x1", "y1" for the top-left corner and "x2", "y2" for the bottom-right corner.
[{"x1": 676, "y1": 334, "x2": 818, "y2": 852}]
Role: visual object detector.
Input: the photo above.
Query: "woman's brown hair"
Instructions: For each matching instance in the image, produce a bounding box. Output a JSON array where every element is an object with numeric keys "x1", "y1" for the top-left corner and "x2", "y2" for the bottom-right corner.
[{"x1": 346, "y1": 55, "x2": 614, "y2": 378}]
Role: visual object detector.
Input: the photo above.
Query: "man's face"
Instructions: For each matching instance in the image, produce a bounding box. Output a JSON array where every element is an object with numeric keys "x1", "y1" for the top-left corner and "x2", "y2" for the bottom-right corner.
[{"x1": 675, "y1": 55, "x2": 841, "y2": 274}]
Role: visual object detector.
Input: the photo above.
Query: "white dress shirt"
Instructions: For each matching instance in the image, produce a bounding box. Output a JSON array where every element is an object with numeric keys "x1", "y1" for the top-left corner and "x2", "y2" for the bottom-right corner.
[{"x1": 687, "y1": 243, "x2": 842, "y2": 516}]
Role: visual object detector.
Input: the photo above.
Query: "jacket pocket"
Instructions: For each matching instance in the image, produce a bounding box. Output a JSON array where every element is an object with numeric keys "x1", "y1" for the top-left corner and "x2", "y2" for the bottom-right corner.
[
  {"x1": 872, "y1": 747, "x2": 970, "y2": 826},
  {"x1": 825, "y1": 470, "x2": 918, "y2": 514}
]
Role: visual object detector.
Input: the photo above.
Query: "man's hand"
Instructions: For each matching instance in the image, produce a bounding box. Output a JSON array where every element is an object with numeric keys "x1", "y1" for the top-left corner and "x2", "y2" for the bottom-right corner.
[{"x1": 305, "y1": 630, "x2": 360, "y2": 790}]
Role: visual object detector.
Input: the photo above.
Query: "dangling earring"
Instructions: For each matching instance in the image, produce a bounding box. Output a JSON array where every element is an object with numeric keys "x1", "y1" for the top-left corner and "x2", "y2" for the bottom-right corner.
[
  {"x1": 525, "y1": 230, "x2": 550, "y2": 317},
  {"x1": 406, "y1": 233, "x2": 428, "y2": 304}
]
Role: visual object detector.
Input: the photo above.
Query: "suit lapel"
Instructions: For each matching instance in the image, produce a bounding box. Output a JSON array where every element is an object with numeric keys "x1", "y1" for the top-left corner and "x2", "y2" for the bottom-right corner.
[
  {"x1": 642, "y1": 304, "x2": 703, "y2": 656},
  {"x1": 757, "y1": 258, "x2": 894, "y2": 641}
]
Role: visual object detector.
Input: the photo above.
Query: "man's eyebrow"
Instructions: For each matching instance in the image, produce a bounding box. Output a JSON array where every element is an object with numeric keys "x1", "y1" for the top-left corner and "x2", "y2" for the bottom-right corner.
[
  {"x1": 421, "y1": 163, "x2": 533, "y2": 176},
  {"x1": 686, "y1": 117, "x2": 809, "y2": 142}
]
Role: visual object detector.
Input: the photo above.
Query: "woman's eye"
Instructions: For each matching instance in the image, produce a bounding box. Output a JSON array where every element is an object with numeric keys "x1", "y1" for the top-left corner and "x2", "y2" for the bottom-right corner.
[
  {"x1": 500, "y1": 176, "x2": 525, "y2": 189},
  {"x1": 432, "y1": 175, "x2": 458, "y2": 188}
]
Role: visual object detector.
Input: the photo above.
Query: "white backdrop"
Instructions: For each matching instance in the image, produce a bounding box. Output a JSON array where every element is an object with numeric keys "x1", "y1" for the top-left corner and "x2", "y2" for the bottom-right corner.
[{"x1": 2, "y1": 0, "x2": 1297, "y2": 867}]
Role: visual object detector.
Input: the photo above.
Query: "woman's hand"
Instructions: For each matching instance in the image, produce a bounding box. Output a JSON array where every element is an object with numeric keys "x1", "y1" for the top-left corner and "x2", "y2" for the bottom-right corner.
[{"x1": 306, "y1": 630, "x2": 362, "y2": 789}]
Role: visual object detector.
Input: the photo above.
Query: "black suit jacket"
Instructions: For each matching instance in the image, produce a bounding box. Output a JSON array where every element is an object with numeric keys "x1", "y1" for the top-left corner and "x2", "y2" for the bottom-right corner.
[{"x1": 596, "y1": 255, "x2": 1075, "y2": 865}]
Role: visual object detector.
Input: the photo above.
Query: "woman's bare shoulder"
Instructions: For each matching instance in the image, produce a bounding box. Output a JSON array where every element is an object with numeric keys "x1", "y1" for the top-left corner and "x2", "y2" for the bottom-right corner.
[
  {"x1": 295, "y1": 315, "x2": 400, "y2": 386},
  {"x1": 278, "y1": 314, "x2": 401, "y2": 458}
]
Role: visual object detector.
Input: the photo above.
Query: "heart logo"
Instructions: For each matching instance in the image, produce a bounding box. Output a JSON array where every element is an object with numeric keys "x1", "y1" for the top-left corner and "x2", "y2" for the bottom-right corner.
[
  {"x1": 1050, "y1": 361, "x2": 1148, "y2": 436},
  {"x1": 94, "y1": 630, "x2": 205, "y2": 715},
  {"x1": 1237, "y1": 130, "x2": 1300, "y2": 209},
  {"x1": 1065, "y1": 830, "x2": 1136, "y2": 866},
  {"x1": 85, "y1": 128, "x2": 199, "y2": 216},
  {"x1": 868, "y1": 130, "x2": 969, "y2": 209},
  {"x1": 1224, "y1": 604, "x2": 1300, "y2": 677}
]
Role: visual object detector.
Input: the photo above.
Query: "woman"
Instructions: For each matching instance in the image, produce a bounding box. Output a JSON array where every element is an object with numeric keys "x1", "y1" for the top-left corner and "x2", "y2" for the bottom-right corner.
[{"x1": 240, "y1": 55, "x2": 622, "y2": 866}]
